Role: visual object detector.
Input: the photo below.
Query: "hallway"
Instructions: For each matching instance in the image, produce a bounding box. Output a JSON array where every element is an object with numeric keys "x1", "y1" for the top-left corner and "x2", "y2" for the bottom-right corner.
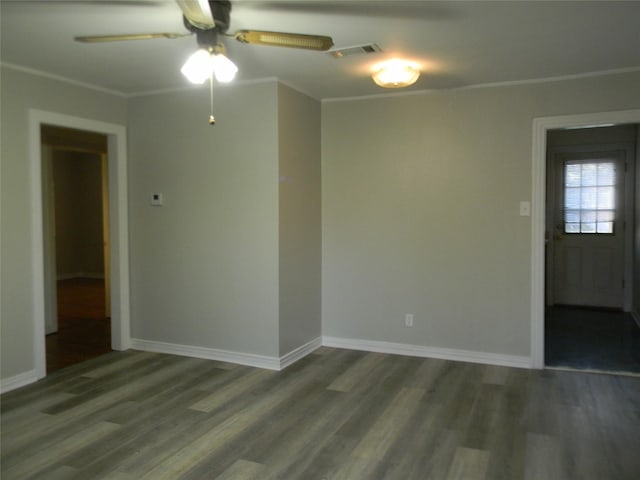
[{"x1": 46, "y1": 278, "x2": 111, "y2": 373}]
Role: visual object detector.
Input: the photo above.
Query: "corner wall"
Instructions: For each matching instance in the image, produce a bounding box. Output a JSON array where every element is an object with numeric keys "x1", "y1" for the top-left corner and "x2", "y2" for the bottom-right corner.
[
  {"x1": 128, "y1": 82, "x2": 281, "y2": 358},
  {"x1": 277, "y1": 84, "x2": 322, "y2": 356}
]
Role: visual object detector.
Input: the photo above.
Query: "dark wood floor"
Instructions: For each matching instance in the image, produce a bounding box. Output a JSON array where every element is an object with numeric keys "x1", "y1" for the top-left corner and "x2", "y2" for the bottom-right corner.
[
  {"x1": 2, "y1": 348, "x2": 639, "y2": 479},
  {"x1": 46, "y1": 278, "x2": 111, "y2": 373}
]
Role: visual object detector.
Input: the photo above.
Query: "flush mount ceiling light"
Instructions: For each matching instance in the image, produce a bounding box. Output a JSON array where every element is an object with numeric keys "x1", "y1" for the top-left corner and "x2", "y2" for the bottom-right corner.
[{"x1": 372, "y1": 59, "x2": 420, "y2": 88}]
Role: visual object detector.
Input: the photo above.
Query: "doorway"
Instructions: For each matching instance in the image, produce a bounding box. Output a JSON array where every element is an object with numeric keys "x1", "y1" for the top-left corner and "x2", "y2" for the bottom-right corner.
[
  {"x1": 543, "y1": 124, "x2": 640, "y2": 373},
  {"x1": 29, "y1": 109, "x2": 131, "y2": 380},
  {"x1": 41, "y1": 126, "x2": 112, "y2": 372}
]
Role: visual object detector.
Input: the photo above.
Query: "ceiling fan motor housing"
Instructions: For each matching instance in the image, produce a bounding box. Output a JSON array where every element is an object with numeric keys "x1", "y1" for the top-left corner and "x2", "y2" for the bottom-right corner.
[
  {"x1": 195, "y1": 27, "x2": 219, "y2": 50},
  {"x1": 210, "y1": 0, "x2": 231, "y2": 33},
  {"x1": 182, "y1": 0, "x2": 230, "y2": 49}
]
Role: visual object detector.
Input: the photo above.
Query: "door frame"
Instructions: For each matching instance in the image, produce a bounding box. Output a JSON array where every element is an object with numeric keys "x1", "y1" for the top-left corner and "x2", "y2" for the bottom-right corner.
[
  {"x1": 29, "y1": 109, "x2": 131, "y2": 380},
  {"x1": 41, "y1": 145, "x2": 58, "y2": 335},
  {"x1": 531, "y1": 109, "x2": 640, "y2": 369}
]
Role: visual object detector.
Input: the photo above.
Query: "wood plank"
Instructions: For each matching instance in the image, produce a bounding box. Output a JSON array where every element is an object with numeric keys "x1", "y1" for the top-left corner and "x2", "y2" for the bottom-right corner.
[
  {"x1": 351, "y1": 387, "x2": 425, "y2": 459},
  {"x1": 524, "y1": 433, "x2": 565, "y2": 480},
  {"x1": 482, "y1": 365, "x2": 511, "y2": 385},
  {"x1": 446, "y1": 446, "x2": 490, "y2": 480},
  {"x1": 326, "y1": 351, "x2": 386, "y2": 392},
  {"x1": 215, "y1": 459, "x2": 266, "y2": 480},
  {"x1": 30, "y1": 464, "x2": 79, "y2": 480},
  {"x1": 189, "y1": 368, "x2": 276, "y2": 413}
]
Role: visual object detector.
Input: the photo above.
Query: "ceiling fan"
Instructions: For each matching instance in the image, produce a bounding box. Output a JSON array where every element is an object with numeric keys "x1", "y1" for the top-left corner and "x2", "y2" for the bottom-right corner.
[
  {"x1": 75, "y1": 0, "x2": 333, "y2": 123},
  {"x1": 75, "y1": 0, "x2": 333, "y2": 52}
]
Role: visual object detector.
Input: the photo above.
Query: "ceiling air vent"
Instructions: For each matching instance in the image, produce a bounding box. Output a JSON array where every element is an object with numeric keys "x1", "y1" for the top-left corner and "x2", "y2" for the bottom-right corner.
[{"x1": 328, "y1": 43, "x2": 382, "y2": 59}]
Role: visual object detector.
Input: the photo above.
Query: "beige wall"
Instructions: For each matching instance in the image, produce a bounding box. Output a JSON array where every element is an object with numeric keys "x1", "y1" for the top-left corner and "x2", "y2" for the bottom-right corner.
[
  {"x1": 0, "y1": 66, "x2": 127, "y2": 379},
  {"x1": 277, "y1": 84, "x2": 322, "y2": 355},
  {"x1": 128, "y1": 82, "x2": 281, "y2": 357},
  {"x1": 321, "y1": 71, "x2": 640, "y2": 358},
  {"x1": 52, "y1": 151, "x2": 104, "y2": 278}
]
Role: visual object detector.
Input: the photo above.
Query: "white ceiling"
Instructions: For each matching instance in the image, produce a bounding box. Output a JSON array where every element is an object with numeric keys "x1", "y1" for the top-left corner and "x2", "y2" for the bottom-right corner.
[{"x1": 1, "y1": 0, "x2": 639, "y2": 99}]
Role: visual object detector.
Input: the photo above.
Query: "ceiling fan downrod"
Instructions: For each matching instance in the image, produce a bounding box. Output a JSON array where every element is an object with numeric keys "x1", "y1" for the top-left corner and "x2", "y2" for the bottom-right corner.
[{"x1": 209, "y1": 74, "x2": 215, "y2": 125}]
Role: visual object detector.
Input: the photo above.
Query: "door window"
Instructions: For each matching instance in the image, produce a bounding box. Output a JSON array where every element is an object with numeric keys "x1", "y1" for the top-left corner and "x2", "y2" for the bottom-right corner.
[{"x1": 564, "y1": 160, "x2": 616, "y2": 234}]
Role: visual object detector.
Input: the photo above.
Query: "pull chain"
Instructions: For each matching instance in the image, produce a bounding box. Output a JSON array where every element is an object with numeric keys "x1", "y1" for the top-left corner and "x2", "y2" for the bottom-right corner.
[{"x1": 208, "y1": 73, "x2": 215, "y2": 125}]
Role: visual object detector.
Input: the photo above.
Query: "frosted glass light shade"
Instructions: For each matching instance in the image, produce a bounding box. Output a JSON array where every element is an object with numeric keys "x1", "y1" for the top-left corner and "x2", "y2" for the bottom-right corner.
[
  {"x1": 211, "y1": 53, "x2": 238, "y2": 83},
  {"x1": 372, "y1": 60, "x2": 420, "y2": 88},
  {"x1": 181, "y1": 49, "x2": 213, "y2": 84}
]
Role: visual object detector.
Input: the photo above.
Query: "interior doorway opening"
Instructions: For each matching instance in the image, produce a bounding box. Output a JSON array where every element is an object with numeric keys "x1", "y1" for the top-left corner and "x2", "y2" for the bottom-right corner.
[
  {"x1": 543, "y1": 124, "x2": 640, "y2": 374},
  {"x1": 29, "y1": 109, "x2": 130, "y2": 381},
  {"x1": 41, "y1": 125, "x2": 112, "y2": 372}
]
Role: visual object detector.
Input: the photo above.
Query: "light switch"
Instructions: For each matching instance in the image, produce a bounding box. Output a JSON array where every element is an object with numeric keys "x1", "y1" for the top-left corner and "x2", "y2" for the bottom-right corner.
[
  {"x1": 519, "y1": 201, "x2": 530, "y2": 217},
  {"x1": 151, "y1": 193, "x2": 164, "y2": 206}
]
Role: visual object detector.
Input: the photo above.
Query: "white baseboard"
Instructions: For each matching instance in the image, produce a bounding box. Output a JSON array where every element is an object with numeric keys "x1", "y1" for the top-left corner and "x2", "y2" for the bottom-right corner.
[
  {"x1": 322, "y1": 336, "x2": 532, "y2": 369},
  {"x1": 131, "y1": 336, "x2": 530, "y2": 371},
  {"x1": 1, "y1": 369, "x2": 38, "y2": 394},
  {"x1": 131, "y1": 338, "x2": 281, "y2": 370},
  {"x1": 131, "y1": 337, "x2": 323, "y2": 371},
  {"x1": 280, "y1": 337, "x2": 322, "y2": 369}
]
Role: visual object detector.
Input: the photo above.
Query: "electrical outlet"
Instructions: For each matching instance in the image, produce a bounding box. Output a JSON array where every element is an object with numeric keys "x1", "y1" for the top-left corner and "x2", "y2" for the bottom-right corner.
[
  {"x1": 151, "y1": 193, "x2": 164, "y2": 206},
  {"x1": 405, "y1": 314, "x2": 414, "y2": 327}
]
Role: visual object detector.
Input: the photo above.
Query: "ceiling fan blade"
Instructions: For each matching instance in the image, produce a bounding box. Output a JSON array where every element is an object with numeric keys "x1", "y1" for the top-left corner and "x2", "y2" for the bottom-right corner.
[
  {"x1": 233, "y1": 30, "x2": 333, "y2": 51},
  {"x1": 176, "y1": 0, "x2": 215, "y2": 29},
  {"x1": 75, "y1": 33, "x2": 191, "y2": 43}
]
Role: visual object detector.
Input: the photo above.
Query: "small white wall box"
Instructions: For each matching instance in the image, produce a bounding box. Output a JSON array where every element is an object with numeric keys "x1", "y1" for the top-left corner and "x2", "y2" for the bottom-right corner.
[{"x1": 151, "y1": 193, "x2": 164, "y2": 206}]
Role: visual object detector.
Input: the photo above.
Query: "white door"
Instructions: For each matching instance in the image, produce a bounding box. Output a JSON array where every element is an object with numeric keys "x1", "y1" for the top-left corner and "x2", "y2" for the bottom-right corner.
[{"x1": 552, "y1": 150, "x2": 626, "y2": 308}]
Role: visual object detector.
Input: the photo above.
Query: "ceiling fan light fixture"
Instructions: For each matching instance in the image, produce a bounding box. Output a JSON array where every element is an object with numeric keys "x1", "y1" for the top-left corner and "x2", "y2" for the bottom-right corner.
[
  {"x1": 372, "y1": 60, "x2": 420, "y2": 88},
  {"x1": 181, "y1": 47, "x2": 238, "y2": 84}
]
